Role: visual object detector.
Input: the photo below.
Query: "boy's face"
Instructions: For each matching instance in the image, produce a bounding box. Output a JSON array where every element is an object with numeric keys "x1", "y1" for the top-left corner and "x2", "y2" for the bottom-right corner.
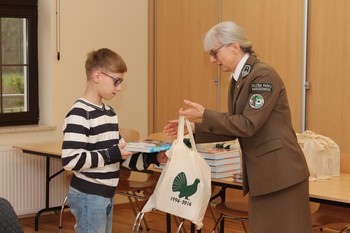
[{"x1": 95, "y1": 70, "x2": 124, "y2": 100}]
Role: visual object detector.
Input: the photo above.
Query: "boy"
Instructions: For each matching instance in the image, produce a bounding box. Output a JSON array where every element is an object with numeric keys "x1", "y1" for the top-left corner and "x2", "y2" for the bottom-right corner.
[{"x1": 62, "y1": 48, "x2": 166, "y2": 233}]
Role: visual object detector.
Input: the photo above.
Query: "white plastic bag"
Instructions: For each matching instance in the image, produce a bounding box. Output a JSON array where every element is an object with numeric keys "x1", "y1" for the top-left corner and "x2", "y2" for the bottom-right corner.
[
  {"x1": 141, "y1": 116, "x2": 211, "y2": 229},
  {"x1": 297, "y1": 130, "x2": 340, "y2": 181}
]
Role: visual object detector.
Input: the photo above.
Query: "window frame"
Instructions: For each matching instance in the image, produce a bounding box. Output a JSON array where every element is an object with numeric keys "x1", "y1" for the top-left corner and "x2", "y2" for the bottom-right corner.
[{"x1": 0, "y1": 0, "x2": 38, "y2": 126}]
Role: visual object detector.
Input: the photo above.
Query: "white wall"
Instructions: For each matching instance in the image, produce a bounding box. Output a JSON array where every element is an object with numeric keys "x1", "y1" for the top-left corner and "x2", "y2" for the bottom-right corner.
[{"x1": 0, "y1": 0, "x2": 149, "y2": 144}]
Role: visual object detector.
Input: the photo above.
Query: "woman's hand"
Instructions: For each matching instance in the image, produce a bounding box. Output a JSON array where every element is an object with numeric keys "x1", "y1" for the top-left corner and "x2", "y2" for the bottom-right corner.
[{"x1": 179, "y1": 99, "x2": 205, "y2": 120}]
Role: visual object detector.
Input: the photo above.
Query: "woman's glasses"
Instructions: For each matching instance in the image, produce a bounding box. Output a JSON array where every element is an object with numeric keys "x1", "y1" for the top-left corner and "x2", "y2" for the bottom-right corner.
[{"x1": 209, "y1": 44, "x2": 225, "y2": 59}]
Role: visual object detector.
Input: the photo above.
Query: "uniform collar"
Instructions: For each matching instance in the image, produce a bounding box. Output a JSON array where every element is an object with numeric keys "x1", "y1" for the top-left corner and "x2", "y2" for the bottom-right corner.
[{"x1": 232, "y1": 53, "x2": 250, "y2": 81}]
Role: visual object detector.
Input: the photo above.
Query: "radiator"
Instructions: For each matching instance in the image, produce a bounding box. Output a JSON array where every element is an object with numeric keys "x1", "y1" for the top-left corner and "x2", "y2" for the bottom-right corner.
[{"x1": 0, "y1": 145, "x2": 67, "y2": 216}]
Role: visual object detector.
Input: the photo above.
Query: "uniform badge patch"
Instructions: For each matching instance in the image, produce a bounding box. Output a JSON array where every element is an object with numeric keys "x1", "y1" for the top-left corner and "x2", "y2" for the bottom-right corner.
[
  {"x1": 241, "y1": 65, "x2": 251, "y2": 78},
  {"x1": 250, "y1": 83, "x2": 272, "y2": 93},
  {"x1": 249, "y1": 94, "x2": 265, "y2": 109}
]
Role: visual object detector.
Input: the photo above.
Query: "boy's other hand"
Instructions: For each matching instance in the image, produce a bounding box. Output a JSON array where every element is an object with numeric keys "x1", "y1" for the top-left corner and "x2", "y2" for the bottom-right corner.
[{"x1": 157, "y1": 151, "x2": 168, "y2": 164}]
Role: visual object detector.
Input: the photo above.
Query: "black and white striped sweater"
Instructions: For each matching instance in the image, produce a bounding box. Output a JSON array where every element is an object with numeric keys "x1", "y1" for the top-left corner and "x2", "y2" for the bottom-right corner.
[{"x1": 62, "y1": 98, "x2": 158, "y2": 198}]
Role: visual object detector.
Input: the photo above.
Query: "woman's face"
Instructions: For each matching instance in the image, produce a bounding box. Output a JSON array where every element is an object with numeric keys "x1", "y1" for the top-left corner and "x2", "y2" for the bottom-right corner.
[{"x1": 209, "y1": 43, "x2": 241, "y2": 72}]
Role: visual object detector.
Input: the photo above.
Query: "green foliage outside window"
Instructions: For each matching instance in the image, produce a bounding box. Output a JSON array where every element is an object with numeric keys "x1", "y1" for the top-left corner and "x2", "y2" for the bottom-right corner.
[
  {"x1": 2, "y1": 73, "x2": 24, "y2": 112},
  {"x1": 0, "y1": 0, "x2": 38, "y2": 126},
  {"x1": 1, "y1": 17, "x2": 26, "y2": 113}
]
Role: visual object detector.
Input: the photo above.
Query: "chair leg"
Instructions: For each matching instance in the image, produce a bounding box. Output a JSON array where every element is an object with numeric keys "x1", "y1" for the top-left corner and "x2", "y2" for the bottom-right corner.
[
  {"x1": 132, "y1": 211, "x2": 144, "y2": 233},
  {"x1": 176, "y1": 219, "x2": 185, "y2": 233},
  {"x1": 126, "y1": 194, "x2": 146, "y2": 231},
  {"x1": 131, "y1": 191, "x2": 150, "y2": 231},
  {"x1": 209, "y1": 203, "x2": 220, "y2": 233},
  {"x1": 241, "y1": 221, "x2": 248, "y2": 233},
  {"x1": 339, "y1": 225, "x2": 350, "y2": 233},
  {"x1": 59, "y1": 195, "x2": 68, "y2": 229},
  {"x1": 173, "y1": 216, "x2": 187, "y2": 233},
  {"x1": 211, "y1": 215, "x2": 224, "y2": 233}
]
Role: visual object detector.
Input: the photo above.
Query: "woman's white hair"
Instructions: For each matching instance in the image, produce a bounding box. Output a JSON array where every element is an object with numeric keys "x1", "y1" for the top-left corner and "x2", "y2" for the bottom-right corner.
[{"x1": 203, "y1": 21, "x2": 252, "y2": 53}]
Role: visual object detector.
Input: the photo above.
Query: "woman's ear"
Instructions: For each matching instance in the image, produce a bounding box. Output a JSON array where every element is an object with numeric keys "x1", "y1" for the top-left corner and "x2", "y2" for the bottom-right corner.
[{"x1": 231, "y1": 42, "x2": 241, "y2": 55}]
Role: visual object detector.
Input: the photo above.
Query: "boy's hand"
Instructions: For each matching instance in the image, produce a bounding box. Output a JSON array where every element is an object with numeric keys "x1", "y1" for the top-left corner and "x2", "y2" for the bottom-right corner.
[
  {"x1": 118, "y1": 143, "x2": 133, "y2": 159},
  {"x1": 157, "y1": 151, "x2": 168, "y2": 163},
  {"x1": 163, "y1": 119, "x2": 194, "y2": 137},
  {"x1": 163, "y1": 120, "x2": 180, "y2": 137}
]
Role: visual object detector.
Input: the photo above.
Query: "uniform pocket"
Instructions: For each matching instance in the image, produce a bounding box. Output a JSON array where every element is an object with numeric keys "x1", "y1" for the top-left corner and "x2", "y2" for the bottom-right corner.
[{"x1": 255, "y1": 139, "x2": 282, "y2": 157}]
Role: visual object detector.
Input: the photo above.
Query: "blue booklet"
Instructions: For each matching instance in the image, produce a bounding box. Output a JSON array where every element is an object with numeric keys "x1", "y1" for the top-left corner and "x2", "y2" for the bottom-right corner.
[{"x1": 124, "y1": 139, "x2": 172, "y2": 153}]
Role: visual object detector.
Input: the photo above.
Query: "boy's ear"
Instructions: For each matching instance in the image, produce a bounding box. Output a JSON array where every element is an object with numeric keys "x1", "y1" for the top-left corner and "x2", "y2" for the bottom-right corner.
[{"x1": 91, "y1": 70, "x2": 101, "y2": 83}]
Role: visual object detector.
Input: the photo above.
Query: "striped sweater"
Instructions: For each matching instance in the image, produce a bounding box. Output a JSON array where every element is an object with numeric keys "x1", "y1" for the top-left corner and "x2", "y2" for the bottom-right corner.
[{"x1": 62, "y1": 98, "x2": 158, "y2": 198}]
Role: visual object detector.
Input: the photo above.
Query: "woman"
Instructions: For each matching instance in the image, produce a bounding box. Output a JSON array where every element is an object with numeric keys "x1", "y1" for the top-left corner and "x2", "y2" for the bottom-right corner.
[{"x1": 164, "y1": 21, "x2": 312, "y2": 233}]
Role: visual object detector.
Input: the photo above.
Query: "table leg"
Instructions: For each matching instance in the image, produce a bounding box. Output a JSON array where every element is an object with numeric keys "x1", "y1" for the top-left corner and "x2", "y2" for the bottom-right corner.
[
  {"x1": 34, "y1": 157, "x2": 65, "y2": 231},
  {"x1": 190, "y1": 223, "x2": 202, "y2": 233},
  {"x1": 219, "y1": 187, "x2": 226, "y2": 233},
  {"x1": 167, "y1": 213, "x2": 171, "y2": 233}
]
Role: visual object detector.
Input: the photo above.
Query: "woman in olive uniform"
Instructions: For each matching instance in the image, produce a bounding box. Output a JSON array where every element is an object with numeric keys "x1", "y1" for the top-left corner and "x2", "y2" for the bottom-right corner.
[{"x1": 164, "y1": 21, "x2": 312, "y2": 233}]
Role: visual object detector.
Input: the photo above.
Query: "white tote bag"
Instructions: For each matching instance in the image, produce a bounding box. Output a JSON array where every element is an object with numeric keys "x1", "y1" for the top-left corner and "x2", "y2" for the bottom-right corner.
[
  {"x1": 297, "y1": 130, "x2": 340, "y2": 181},
  {"x1": 141, "y1": 116, "x2": 211, "y2": 230}
]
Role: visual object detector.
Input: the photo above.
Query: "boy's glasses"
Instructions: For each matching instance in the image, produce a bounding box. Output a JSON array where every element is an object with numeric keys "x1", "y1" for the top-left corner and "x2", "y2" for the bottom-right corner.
[{"x1": 100, "y1": 71, "x2": 123, "y2": 87}]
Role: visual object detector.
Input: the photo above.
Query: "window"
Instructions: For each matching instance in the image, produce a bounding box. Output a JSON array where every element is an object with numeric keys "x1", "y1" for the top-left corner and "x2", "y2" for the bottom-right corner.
[{"x1": 0, "y1": 0, "x2": 38, "y2": 126}]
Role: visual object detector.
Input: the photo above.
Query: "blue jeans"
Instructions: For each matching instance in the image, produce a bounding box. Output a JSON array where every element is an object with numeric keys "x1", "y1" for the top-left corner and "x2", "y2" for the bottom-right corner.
[{"x1": 67, "y1": 187, "x2": 114, "y2": 233}]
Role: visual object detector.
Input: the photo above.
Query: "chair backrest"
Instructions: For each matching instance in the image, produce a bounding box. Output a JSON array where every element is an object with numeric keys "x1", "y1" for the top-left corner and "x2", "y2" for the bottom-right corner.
[
  {"x1": 118, "y1": 128, "x2": 140, "y2": 181},
  {"x1": 147, "y1": 132, "x2": 173, "y2": 143},
  {"x1": 120, "y1": 128, "x2": 140, "y2": 142},
  {"x1": 0, "y1": 198, "x2": 23, "y2": 233}
]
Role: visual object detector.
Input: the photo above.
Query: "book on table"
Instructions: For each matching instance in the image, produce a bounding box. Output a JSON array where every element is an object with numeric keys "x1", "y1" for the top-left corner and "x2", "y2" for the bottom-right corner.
[
  {"x1": 204, "y1": 156, "x2": 240, "y2": 166},
  {"x1": 197, "y1": 144, "x2": 241, "y2": 178},
  {"x1": 209, "y1": 159, "x2": 241, "y2": 179},
  {"x1": 211, "y1": 169, "x2": 241, "y2": 179},
  {"x1": 124, "y1": 139, "x2": 172, "y2": 153},
  {"x1": 210, "y1": 162, "x2": 241, "y2": 172},
  {"x1": 198, "y1": 147, "x2": 240, "y2": 159}
]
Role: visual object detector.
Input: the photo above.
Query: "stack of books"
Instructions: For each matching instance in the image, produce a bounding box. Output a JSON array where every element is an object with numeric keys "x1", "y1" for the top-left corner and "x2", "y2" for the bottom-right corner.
[
  {"x1": 233, "y1": 172, "x2": 243, "y2": 183},
  {"x1": 198, "y1": 147, "x2": 241, "y2": 179}
]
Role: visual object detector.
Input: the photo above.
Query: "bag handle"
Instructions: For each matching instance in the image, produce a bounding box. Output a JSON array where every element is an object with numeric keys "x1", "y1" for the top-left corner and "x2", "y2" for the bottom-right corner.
[{"x1": 177, "y1": 116, "x2": 197, "y2": 152}]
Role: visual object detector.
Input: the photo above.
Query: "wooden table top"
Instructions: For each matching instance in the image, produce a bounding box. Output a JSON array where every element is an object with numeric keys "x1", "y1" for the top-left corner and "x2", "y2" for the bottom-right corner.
[
  {"x1": 13, "y1": 141, "x2": 62, "y2": 157},
  {"x1": 13, "y1": 141, "x2": 350, "y2": 206},
  {"x1": 309, "y1": 174, "x2": 350, "y2": 204}
]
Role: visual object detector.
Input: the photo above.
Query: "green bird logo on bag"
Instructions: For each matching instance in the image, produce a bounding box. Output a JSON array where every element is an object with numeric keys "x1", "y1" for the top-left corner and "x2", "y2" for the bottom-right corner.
[{"x1": 170, "y1": 172, "x2": 200, "y2": 206}]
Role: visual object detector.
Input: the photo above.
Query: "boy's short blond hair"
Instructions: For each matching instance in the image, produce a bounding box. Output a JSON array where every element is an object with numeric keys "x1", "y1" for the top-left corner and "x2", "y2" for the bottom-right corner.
[{"x1": 85, "y1": 48, "x2": 127, "y2": 79}]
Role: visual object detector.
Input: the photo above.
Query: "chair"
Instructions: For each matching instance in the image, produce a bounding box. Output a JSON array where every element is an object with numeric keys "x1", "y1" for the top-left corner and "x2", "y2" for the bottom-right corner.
[
  {"x1": 120, "y1": 127, "x2": 140, "y2": 143},
  {"x1": 146, "y1": 132, "x2": 173, "y2": 143},
  {"x1": 311, "y1": 202, "x2": 350, "y2": 232},
  {"x1": 0, "y1": 197, "x2": 24, "y2": 233},
  {"x1": 116, "y1": 167, "x2": 160, "y2": 231},
  {"x1": 210, "y1": 195, "x2": 249, "y2": 233},
  {"x1": 131, "y1": 132, "x2": 187, "y2": 233},
  {"x1": 59, "y1": 171, "x2": 72, "y2": 228},
  {"x1": 115, "y1": 126, "x2": 143, "y2": 211},
  {"x1": 115, "y1": 128, "x2": 162, "y2": 231},
  {"x1": 311, "y1": 158, "x2": 350, "y2": 233}
]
